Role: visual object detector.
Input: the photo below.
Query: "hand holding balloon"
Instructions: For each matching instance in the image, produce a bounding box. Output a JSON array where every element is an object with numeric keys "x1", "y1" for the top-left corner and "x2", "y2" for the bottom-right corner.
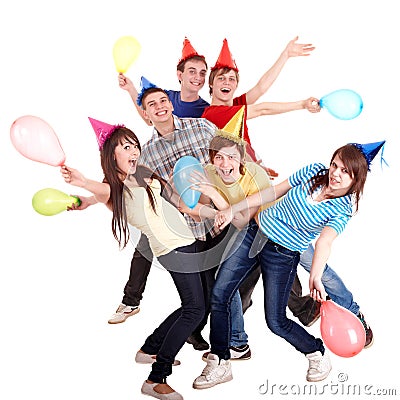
[
  {"x1": 189, "y1": 170, "x2": 217, "y2": 199},
  {"x1": 60, "y1": 165, "x2": 88, "y2": 188},
  {"x1": 118, "y1": 73, "x2": 134, "y2": 92},
  {"x1": 32, "y1": 188, "x2": 81, "y2": 216},
  {"x1": 320, "y1": 299, "x2": 366, "y2": 357},
  {"x1": 309, "y1": 276, "x2": 327, "y2": 302},
  {"x1": 10, "y1": 115, "x2": 66, "y2": 166},
  {"x1": 304, "y1": 97, "x2": 321, "y2": 113},
  {"x1": 66, "y1": 195, "x2": 95, "y2": 211},
  {"x1": 320, "y1": 89, "x2": 363, "y2": 120}
]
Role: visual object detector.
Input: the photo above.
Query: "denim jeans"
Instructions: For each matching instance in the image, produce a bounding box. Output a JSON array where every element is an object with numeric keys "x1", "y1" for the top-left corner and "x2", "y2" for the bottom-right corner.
[
  {"x1": 123, "y1": 229, "x2": 248, "y2": 348},
  {"x1": 300, "y1": 244, "x2": 360, "y2": 315},
  {"x1": 141, "y1": 240, "x2": 205, "y2": 383},
  {"x1": 210, "y1": 220, "x2": 324, "y2": 359},
  {"x1": 204, "y1": 225, "x2": 249, "y2": 347},
  {"x1": 210, "y1": 220, "x2": 261, "y2": 360}
]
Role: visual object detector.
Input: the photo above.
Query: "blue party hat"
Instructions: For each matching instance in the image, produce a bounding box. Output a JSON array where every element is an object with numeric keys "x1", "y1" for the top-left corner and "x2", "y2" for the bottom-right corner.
[
  {"x1": 351, "y1": 140, "x2": 387, "y2": 170},
  {"x1": 136, "y1": 76, "x2": 158, "y2": 106}
]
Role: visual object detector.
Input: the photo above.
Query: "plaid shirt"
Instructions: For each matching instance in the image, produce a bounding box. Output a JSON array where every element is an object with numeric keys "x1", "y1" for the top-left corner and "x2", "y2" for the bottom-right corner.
[{"x1": 139, "y1": 115, "x2": 217, "y2": 240}]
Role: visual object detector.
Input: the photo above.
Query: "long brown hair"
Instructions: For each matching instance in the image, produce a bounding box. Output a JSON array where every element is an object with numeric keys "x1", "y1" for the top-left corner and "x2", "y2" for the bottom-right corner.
[
  {"x1": 100, "y1": 127, "x2": 165, "y2": 249},
  {"x1": 308, "y1": 144, "x2": 368, "y2": 212}
]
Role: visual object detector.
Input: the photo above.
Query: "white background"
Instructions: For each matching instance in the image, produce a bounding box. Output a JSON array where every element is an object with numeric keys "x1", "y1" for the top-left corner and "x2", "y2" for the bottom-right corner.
[{"x1": 1, "y1": 1, "x2": 399, "y2": 399}]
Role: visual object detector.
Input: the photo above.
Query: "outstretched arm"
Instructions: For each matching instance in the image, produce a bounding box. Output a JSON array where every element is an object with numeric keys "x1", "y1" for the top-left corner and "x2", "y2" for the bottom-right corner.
[
  {"x1": 247, "y1": 97, "x2": 320, "y2": 119},
  {"x1": 118, "y1": 73, "x2": 152, "y2": 126},
  {"x1": 189, "y1": 170, "x2": 258, "y2": 229},
  {"x1": 246, "y1": 36, "x2": 315, "y2": 105},
  {"x1": 215, "y1": 179, "x2": 291, "y2": 230},
  {"x1": 60, "y1": 165, "x2": 111, "y2": 205},
  {"x1": 309, "y1": 226, "x2": 338, "y2": 302}
]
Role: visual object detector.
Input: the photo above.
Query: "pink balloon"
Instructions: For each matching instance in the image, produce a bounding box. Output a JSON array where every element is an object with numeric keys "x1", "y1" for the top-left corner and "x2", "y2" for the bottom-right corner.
[
  {"x1": 320, "y1": 299, "x2": 366, "y2": 357},
  {"x1": 10, "y1": 115, "x2": 66, "y2": 166}
]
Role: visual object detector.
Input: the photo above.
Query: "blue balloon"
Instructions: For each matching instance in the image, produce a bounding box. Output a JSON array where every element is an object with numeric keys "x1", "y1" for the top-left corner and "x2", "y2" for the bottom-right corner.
[
  {"x1": 320, "y1": 89, "x2": 363, "y2": 120},
  {"x1": 173, "y1": 156, "x2": 204, "y2": 209}
]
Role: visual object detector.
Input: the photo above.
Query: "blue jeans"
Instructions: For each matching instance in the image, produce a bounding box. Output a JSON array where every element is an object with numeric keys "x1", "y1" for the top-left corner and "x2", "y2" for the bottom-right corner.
[
  {"x1": 205, "y1": 226, "x2": 249, "y2": 348},
  {"x1": 299, "y1": 244, "x2": 360, "y2": 315},
  {"x1": 230, "y1": 290, "x2": 247, "y2": 346},
  {"x1": 210, "y1": 220, "x2": 324, "y2": 359}
]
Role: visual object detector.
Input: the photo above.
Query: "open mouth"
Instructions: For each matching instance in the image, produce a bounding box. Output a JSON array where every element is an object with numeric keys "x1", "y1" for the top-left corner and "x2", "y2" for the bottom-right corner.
[
  {"x1": 218, "y1": 168, "x2": 233, "y2": 177},
  {"x1": 221, "y1": 87, "x2": 231, "y2": 93},
  {"x1": 330, "y1": 177, "x2": 339, "y2": 184}
]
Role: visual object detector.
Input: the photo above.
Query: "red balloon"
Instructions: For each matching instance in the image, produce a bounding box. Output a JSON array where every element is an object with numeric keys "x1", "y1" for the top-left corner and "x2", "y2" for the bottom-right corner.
[
  {"x1": 320, "y1": 299, "x2": 365, "y2": 358},
  {"x1": 10, "y1": 115, "x2": 66, "y2": 166}
]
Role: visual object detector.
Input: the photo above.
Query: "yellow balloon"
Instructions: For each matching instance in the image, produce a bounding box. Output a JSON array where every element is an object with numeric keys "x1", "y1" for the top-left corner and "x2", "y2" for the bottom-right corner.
[
  {"x1": 112, "y1": 36, "x2": 141, "y2": 73},
  {"x1": 32, "y1": 188, "x2": 81, "y2": 216}
]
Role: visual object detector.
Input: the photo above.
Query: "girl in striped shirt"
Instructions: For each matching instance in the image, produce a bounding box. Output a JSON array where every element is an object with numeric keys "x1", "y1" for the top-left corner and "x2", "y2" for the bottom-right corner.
[{"x1": 197, "y1": 141, "x2": 384, "y2": 384}]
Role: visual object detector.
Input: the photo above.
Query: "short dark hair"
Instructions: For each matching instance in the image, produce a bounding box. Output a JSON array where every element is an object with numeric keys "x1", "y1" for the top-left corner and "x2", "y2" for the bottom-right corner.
[
  {"x1": 141, "y1": 87, "x2": 170, "y2": 109},
  {"x1": 177, "y1": 55, "x2": 208, "y2": 73}
]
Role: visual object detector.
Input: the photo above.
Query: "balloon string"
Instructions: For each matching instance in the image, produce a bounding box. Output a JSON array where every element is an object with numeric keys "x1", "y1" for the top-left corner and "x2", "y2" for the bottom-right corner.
[{"x1": 380, "y1": 143, "x2": 389, "y2": 170}]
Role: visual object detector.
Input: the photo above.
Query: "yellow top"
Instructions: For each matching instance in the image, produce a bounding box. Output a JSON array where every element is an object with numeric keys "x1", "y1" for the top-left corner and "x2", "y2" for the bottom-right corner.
[
  {"x1": 124, "y1": 179, "x2": 195, "y2": 257},
  {"x1": 205, "y1": 162, "x2": 274, "y2": 212}
]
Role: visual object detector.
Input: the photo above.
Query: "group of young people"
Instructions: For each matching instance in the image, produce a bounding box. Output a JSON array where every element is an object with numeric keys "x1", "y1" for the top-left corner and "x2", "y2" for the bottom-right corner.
[{"x1": 60, "y1": 37, "x2": 380, "y2": 400}]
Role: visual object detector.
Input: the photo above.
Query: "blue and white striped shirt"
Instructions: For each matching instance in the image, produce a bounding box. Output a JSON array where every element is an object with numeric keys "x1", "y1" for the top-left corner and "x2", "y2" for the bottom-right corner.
[{"x1": 258, "y1": 163, "x2": 353, "y2": 252}]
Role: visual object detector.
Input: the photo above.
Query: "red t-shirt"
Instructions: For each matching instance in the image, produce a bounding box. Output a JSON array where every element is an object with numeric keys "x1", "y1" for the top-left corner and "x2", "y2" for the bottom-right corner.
[{"x1": 201, "y1": 93, "x2": 257, "y2": 161}]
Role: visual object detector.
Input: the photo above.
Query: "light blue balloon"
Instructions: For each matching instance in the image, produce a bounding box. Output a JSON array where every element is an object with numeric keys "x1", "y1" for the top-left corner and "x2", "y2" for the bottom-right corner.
[
  {"x1": 320, "y1": 89, "x2": 363, "y2": 120},
  {"x1": 173, "y1": 156, "x2": 203, "y2": 209}
]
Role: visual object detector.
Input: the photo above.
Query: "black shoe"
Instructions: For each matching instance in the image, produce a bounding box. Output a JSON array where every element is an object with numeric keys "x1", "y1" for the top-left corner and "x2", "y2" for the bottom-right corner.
[
  {"x1": 357, "y1": 311, "x2": 374, "y2": 348},
  {"x1": 202, "y1": 344, "x2": 251, "y2": 362},
  {"x1": 186, "y1": 333, "x2": 209, "y2": 351},
  {"x1": 296, "y1": 297, "x2": 321, "y2": 327}
]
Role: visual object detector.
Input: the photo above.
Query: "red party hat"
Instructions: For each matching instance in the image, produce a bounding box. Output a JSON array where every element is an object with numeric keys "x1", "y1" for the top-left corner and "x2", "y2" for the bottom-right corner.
[
  {"x1": 88, "y1": 117, "x2": 124, "y2": 150},
  {"x1": 211, "y1": 38, "x2": 238, "y2": 72},
  {"x1": 177, "y1": 37, "x2": 204, "y2": 65}
]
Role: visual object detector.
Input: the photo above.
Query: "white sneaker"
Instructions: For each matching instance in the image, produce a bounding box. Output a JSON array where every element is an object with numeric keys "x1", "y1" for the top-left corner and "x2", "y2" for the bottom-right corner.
[
  {"x1": 141, "y1": 381, "x2": 183, "y2": 400},
  {"x1": 305, "y1": 351, "x2": 332, "y2": 382},
  {"x1": 108, "y1": 304, "x2": 139, "y2": 324},
  {"x1": 193, "y1": 353, "x2": 233, "y2": 389}
]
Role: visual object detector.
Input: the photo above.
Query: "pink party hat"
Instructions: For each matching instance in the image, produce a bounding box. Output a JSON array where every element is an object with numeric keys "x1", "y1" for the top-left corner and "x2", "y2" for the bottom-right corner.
[
  {"x1": 88, "y1": 117, "x2": 124, "y2": 149},
  {"x1": 211, "y1": 38, "x2": 238, "y2": 72}
]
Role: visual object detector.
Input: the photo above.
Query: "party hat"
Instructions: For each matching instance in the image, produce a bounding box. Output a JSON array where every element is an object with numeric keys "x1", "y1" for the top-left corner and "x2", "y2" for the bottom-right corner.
[
  {"x1": 177, "y1": 37, "x2": 204, "y2": 65},
  {"x1": 215, "y1": 106, "x2": 245, "y2": 144},
  {"x1": 351, "y1": 140, "x2": 387, "y2": 170},
  {"x1": 88, "y1": 117, "x2": 123, "y2": 150},
  {"x1": 136, "y1": 76, "x2": 158, "y2": 106},
  {"x1": 211, "y1": 38, "x2": 238, "y2": 72}
]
